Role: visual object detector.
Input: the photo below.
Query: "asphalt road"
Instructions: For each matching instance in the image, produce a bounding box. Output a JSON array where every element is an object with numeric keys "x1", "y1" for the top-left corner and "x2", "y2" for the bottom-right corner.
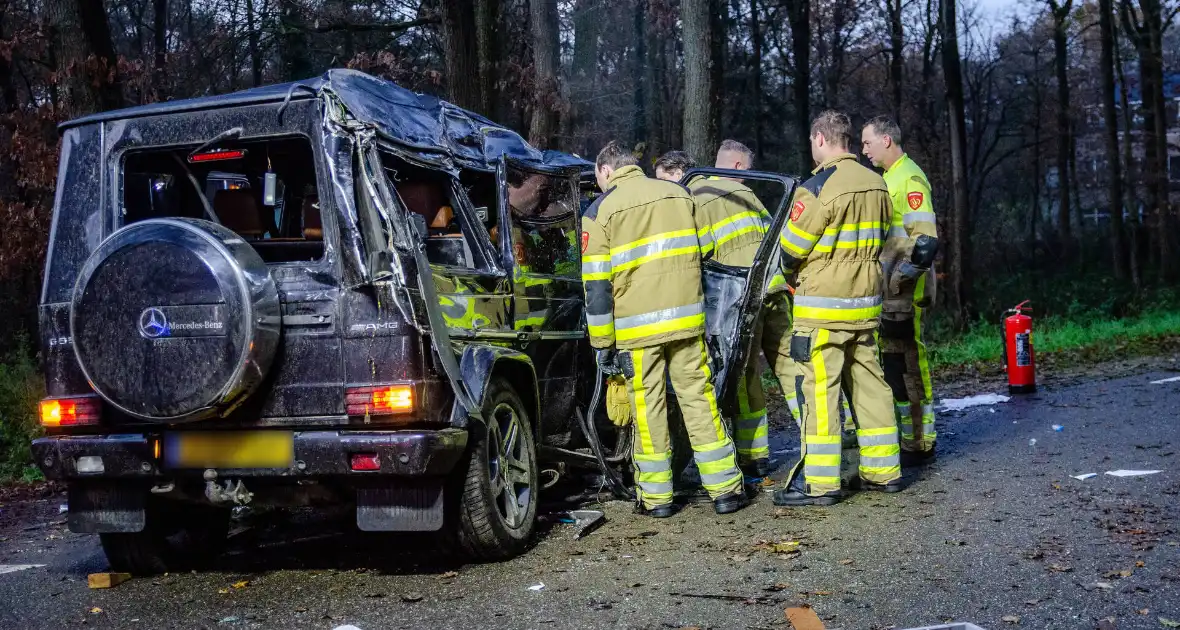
[{"x1": 2, "y1": 355, "x2": 1179, "y2": 630}]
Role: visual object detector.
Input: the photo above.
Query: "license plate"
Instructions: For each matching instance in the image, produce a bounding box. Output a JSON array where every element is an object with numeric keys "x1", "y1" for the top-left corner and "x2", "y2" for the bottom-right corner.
[{"x1": 163, "y1": 431, "x2": 294, "y2": 469}]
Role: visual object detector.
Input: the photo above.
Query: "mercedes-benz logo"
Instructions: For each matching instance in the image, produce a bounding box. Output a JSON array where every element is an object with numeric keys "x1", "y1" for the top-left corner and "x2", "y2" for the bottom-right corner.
[{"x1": 139, "y1": 307, "x2": 170, "y2": 338}]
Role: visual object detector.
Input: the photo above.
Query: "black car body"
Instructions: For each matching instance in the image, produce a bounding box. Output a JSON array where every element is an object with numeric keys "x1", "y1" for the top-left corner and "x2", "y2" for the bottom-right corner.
[
  {"x1": 33, "y1": 70, "x2": 607, "y2": 570},
  {"x1": 32, "y1": 70, "x2": 797, "y2": 573}
]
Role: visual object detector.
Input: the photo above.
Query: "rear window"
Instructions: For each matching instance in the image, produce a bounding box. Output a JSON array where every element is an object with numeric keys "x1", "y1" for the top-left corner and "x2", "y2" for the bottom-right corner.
[{"x1": 121, "y1": 136, "x2": 323, "y2": 264}]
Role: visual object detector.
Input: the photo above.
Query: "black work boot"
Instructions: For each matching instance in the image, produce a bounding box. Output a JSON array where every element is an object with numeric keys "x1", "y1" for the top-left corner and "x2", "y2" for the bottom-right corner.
[
  {"x1": 901, "y1": 449, "x2": 936, "y2": 467},
  {"x1": 739, "y1": 459, "x2": 771, "y2": 479},
  {"x1": 713, "y1": 490, "x2": 750, "y2": 515},
  {"x1": 772, "y1": 478, "x2": 844, "y2": 507},
  {"x1": 859, "y1": 478, "x2": 904, "y2": 493},
  {"x1": 634, "y1": 503, "x2": 678, "y2": 519}
]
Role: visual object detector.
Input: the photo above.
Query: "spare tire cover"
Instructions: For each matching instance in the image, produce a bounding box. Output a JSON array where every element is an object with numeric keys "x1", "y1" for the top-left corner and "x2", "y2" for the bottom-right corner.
[{"x1": 71, "y1": 218, "x2": 280, "y2": 422}]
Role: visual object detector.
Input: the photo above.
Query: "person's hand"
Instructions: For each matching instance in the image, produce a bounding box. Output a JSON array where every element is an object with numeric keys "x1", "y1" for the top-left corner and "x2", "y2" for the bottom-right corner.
[
  {"x1": 596, "y1": 348, "x2": 621, "y2": 375},
  {"x1": 889, "y1": 262, "x2": 924, "y2": 296}
]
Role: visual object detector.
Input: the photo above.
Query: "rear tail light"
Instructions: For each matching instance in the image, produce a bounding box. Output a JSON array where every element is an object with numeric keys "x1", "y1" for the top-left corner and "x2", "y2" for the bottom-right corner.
[
  {"x1": 40, "y1": 397, "x2": 102, "y2": 427},
  {"x1": 346, "y1": 384, "x2": 414, "y2": 417}
]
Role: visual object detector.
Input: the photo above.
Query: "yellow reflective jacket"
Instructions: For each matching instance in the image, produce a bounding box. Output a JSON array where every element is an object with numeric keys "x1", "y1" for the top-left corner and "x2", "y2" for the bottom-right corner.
[
  {"x1": 581, "y1": 165, "x2": 706, "y2": 350},
  {"x1": 777, "y1": 153, "x2": 890, "y2": 331},
  {"x1": 880, "y1": 153, "x2": 938, "y2": 317},
  {"x1": 688, "y1": 177, "x2": 770, "y2": 267}
]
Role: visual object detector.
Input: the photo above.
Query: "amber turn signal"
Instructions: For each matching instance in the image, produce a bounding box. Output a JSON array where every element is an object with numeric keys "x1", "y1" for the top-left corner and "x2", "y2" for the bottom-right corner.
[
  {"x1": 345, "y1": 384, "x2": 413, "y2": 417},
  {"x1": 40, "y1": 397, "x2": 101, "y2": 427}
]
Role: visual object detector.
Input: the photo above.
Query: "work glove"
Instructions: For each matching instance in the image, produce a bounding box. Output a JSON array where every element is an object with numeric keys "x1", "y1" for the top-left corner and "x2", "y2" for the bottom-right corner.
[
  {"x1": 596, "y1": 348, "x2": 621, "y2": 376},
  {"x1": 889, "y1": 261, "x2": 926, "y2": 297},
  {"x1": 604, "y1": 375, "x2": 634, "y2": 427}
]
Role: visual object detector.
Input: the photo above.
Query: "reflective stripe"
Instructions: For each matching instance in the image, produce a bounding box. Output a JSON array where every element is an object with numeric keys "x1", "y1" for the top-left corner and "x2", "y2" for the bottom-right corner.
[
  {"x1": 887, "y1": 226, "x2": 908, "y2": 239},
  {"x1": 610, "y1": 230, "x2": 700, "y2": 271},
  {"x1": 615, "y1": 303, "x2": 707, "y2": 342},
  {"x1": 712, "y1": 212, "x2": 767, "y2": 246},
  {"x1": 581, "y1": 258, "x2": 611, "y2": 281},
  {"x1": 634, "y1": 455, "x2": 672, "y2": 473},
  {"x1": 631, "y1": 350, "x2": 652, "y2": 453},
  {"x1": 780, "y1": 222, "x2": 819, "y2": 256},
  {"x1": 857, "y1": 431, "x2": 899, "y2": 447},
  {"x1": 904, "y1": 211, "x2": 936, "y2": 226},
  {"x1": 615, "y1": 302, "x2": 704, "y2": 331},
  {"x1": 795, "y1": 295, "x2": 883, "y2": 322},
  {"x1": 795, "y1": 295, "x2": 883, "y2": 310},
  {"x1": 695, "y1": 338, "x2": 725, "y2": 440},
  {"x1": 586, "y1": 313, "x2": 614, "y2": 327},
  {"x1": 813, "y1": 223, "x2": 885, "y2": 252},
  {"x1": 860, "y1": 446, "x2": 900, "y2": 461},
  {"x1": 514, "y1": 312, "x2": 547, "y2": 329},
  {"x1": 697, "y1": 226, "x2": 715, "y2": 253},
  {"x1": 693, "y1": 439, "x2": 736, "y2": 463},
  {"x1": 813, "y1": 329, "x2": 831, "y2": 434}
]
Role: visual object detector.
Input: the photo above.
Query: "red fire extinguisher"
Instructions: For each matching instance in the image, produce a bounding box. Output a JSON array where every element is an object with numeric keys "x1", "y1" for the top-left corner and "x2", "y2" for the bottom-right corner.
[{"x1": 1002, "y1": 300, "x2": 1036, "y2": 394}]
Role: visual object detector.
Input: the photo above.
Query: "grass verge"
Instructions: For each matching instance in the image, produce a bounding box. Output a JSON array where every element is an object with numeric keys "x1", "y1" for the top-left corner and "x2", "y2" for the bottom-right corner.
[{"x1": 929, "y1": 308, "x2": 1180, "y2": 373}]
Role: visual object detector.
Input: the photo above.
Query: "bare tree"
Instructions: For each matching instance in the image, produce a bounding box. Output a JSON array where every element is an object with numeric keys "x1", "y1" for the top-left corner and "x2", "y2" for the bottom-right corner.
[
  {"x1": 440, "y1": 0, "x2": 482, "y2": 111},
  {"x1": 682, "y1": 0, "x2": 717, "y2": 162},
  {"x1": 528, "y1": 0, "x2": 560, "y2": 149},
  {"x1": 942, "y1": 0, "x2": 971, "y2": 325},
  {"x1": 1100, "y1": 0, "x2": 1127, "y2": 279},
  {"x1": 886, "y1": 0, "x2": 904, "y2": 120},
  {"x1": 1047, "y1": 0, "x2": 1073, "y2": 250},
  {"x1": 787, "y1": 0, "x2": 811, "y2": 172}
]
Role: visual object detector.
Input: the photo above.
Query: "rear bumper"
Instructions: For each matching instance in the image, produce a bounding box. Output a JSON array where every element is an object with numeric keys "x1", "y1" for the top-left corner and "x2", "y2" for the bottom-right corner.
[{"x1": 32, "y1": 429, "x2": 468, "y2": 480}]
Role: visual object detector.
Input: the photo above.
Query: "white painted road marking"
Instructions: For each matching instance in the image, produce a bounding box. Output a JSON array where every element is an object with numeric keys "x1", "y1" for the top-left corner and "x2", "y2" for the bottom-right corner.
[
  {"x1": 0, "y1": 564, "x2": 46, "y2": 575},
  {"x1": 1151, "y1": 376, "x2": 1180, "y2": 384}
]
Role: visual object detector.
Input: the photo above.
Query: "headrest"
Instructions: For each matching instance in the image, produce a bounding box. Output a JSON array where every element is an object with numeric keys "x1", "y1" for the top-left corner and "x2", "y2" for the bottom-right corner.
[
  {"x1": 431, "y1": 206, "x2": 454, "y2": 229},
  {"x1": 302, "y1": 195, "x2": 322, "y2": 240},
  {"x1": 214, "y1": 189, "x2": 264, "y2": 237}
]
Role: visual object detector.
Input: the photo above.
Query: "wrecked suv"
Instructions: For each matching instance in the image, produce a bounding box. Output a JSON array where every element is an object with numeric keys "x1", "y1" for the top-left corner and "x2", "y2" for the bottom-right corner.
[{"x1": 32, "y1": 70, "x2": 601, "y2": 573}]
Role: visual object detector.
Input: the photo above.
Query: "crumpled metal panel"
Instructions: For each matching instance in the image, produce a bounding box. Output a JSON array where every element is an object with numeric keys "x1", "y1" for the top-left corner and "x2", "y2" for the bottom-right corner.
[{"x1": 60, "y1": 69, "x2": 591, "y2": 174}]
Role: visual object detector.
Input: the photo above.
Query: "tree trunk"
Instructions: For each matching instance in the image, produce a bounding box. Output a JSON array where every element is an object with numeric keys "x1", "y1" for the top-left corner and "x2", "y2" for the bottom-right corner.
[
  {"x1": 1114, "y1": 19, "x2": 1140, "y2": 287},
  {"x1": 1100, "y1": 0, "x2": 1127, "y2": 280},
  {"x1": 279, "y1": 0, "x2": 311, "y2": 81},
  {"x1": 46, "y1": 0, "x2": 116, "y2": 114},
  {"x1": 475, "y1": 0, "x2": 501, "y2": 119},
  {"x1": 245, "y1": 0, "x2": 262, "y2": 87},
  {"x1": 644, "y1": 0, "x2": 664, "y2": 160},
  {"x1": 78, "y1": 0, "x2": 123, "y2": 110},
  {"x1": 528, "y1": 0, "x2": 560, "y2": 149},
  {"x1": 633, "y1": 0, "x2": 647, "y2": 153},
  {"x1": 1048, "y1": 0, "x2": 1073, "y2": 251},
  {"x1": 1032, "y1": 65, "x2": 1042, "y2": 251},
  {"x1": 942, "y1": 0, "x2": 971, "y2": 326},
  {"x1": 887, "y1": 0, "x2": 904, "y2": 121},
  {"x1": 570, "y1": 0, "x2": 601, "y2": 157},
  {"x1": 787, "y1": 0, "x2": 811, "y2": 172},
  {"x1": 750, "y1": 0, "x2": 763, "y2": 160},
  {"x1": 1145, "y1": 3, "x2": 1172, "y2": 279},
  {"x1": 682, "y1": 0, "x2": 717, "y2": 163},
  {"x1": 440, "y1": 0, "x2": 482, "y2": 112},
  {"x1": 153, "y1": 0, "x2": 167, "y2": 100}
]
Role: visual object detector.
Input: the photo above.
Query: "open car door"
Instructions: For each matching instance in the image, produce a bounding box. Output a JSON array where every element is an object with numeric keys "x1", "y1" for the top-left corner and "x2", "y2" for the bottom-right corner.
[{"x1": 678, "y1": 168, "x2": 799, "y2": 415}]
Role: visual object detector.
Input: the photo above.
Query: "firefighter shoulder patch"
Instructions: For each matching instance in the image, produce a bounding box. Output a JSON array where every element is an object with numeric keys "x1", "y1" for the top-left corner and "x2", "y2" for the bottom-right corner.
[
  {"x1": 907, "y1": 191, "x2": 924, "y2": 210},
  {"x1": 580, "y1": 231, "x2": 590, "y2": 253},
  {"x1": 790, "y1": 200, "x2": 806, "y2": 222},
  {"x1": 514, "y1": 242, "x2": 526, "y2": 264}
]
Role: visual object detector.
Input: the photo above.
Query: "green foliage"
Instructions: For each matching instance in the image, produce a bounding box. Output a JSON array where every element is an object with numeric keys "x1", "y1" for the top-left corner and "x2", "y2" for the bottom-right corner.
[
  {"x1": 0, "y1": 339, "x2": 44, "y2": 483},
  {"x1": 929, "y1": 307, "x2": 1180, "y2": 371}
]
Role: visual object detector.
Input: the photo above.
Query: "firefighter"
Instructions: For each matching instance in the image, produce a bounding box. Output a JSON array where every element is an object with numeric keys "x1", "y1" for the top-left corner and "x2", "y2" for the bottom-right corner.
[
  {"x1": 688, "y1": 140, "x2": 778, "y2": 477},
  {"x1": 654, "y1": 150, "x2": 696, "y2": 182},
  {"x1": 583, "y1": 141, "x2": 748, "y2": 517},
  {"x1": 772, "y1": 111, "x2": 903, "y2": 507},
  {"x1": 861, "y1": 116, "x2": 940, "y2": 464}
]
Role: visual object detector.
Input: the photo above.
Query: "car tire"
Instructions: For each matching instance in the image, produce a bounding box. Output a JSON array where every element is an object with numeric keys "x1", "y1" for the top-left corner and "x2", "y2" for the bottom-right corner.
[
  {"x1": 99, "y1": 501, "x2": 231, "y2": 575},
  {"x1": 449, "y1": 378, "x2": 538, "y2": 561}
]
